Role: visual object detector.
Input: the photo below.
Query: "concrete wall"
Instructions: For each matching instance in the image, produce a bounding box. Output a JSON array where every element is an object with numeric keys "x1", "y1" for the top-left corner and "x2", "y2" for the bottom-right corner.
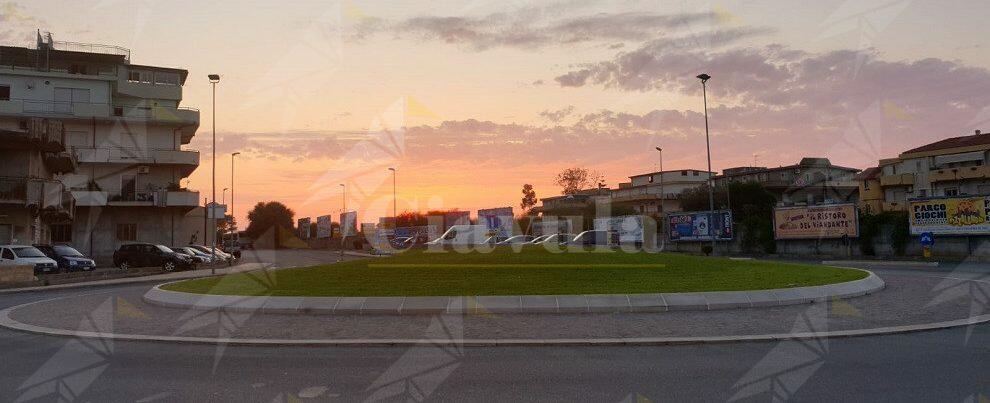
[{"x1": 70, "y1": 206, "x2": 214, "y2": 265}]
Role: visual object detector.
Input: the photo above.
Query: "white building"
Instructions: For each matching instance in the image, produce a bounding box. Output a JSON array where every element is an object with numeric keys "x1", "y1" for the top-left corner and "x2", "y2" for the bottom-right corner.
[
  {"x1": 0, "y1": 32, "x2": 208, "y2": 263},
  {"x1": 611, "y1": 169, "x2": 714, "y2": 214}
]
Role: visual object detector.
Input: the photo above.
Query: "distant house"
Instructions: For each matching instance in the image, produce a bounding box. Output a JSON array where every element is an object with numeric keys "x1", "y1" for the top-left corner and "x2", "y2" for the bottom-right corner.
[{"x1": 713, "y1": 158, "x2": 861, "y2": 206}]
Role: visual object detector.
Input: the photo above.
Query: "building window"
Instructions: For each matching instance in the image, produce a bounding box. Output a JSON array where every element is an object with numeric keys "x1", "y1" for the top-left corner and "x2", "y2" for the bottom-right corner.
[
  {"x1": 945, "y1": 187, "x2": 959, "y2": 197},
  {"x1": 68, "y1": 64, "x2": 88, "y2": 75},
  {"x1": 50, "y1": 224, "x2": 72, "y2": 242},
  {"x1": 116, "y1": 223, "x2": 137, "y2": 241},
  {"x1": 0, "y1": 85, "x2": 9, "y2": 101},
  {"x1": 681, "y1": 170, "x2": 687, "y2": 176}
]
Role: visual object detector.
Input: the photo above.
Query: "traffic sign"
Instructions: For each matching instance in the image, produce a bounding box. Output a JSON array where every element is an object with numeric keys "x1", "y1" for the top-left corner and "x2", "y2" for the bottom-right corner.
[{"x1": 920, "y1": 232, "x2": 935, "y2": 246}]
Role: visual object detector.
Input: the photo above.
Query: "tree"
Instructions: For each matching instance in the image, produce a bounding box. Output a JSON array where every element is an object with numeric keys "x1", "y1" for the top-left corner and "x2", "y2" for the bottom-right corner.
[
  {"x1": 520, "y1": 184, "x2": 537, "y2": 213},
  {"x1": 244, "y1": 201, "x2": 295, "y2": 240},
  {"x1": 554, "y1": 167, "x2": 604, "y2": 195}
]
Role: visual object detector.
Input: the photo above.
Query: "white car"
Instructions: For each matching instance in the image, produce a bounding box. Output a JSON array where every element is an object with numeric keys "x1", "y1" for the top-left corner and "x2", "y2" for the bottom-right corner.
[
  {"x1": 187, "y1": 245, "x2": 235, "y2": 263},
  {"x1": 0, "y1": 245, "x2": 59, "y2": 274}
]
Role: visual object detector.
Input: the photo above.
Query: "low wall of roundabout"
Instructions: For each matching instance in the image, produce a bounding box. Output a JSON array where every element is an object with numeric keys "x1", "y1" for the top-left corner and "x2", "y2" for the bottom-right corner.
[{"x1": 142, "y1": 271, "x2": 885, "y2": 315}]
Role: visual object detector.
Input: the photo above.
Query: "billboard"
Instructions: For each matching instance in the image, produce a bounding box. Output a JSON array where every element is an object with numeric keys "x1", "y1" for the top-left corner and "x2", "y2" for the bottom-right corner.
[
  {"x1": 533, "y1": 218, "x2": 573, "y2": 236},
  {"x1": 773, "y1": 204, "x2": 858, "y2": 239},
  {"x1": 340, "y1": 211, "x2": 357, "y2": 237},
  {"x1": 360, "y1": 223, "x2": 376, "y2": 235},
  {"x1": 442, "y1": 211, "x2": 470, "y2": 231},
  {"x1": 297, "y1": 217, "x2": 311, "y2": 239},
  {"x1": 394, "y1": 225, "x2": 439, "y2": 241},
  {"x1": 316, "y1": 215, "x2": 332, "y2": 238},
  {"x1": 477, "y1": 207, "x2": 514, "y2": 237},
  {"x1": 594, "y1": 215, "x2": 645, "y2": 243},
  {"x1": 667, "y1": 210, "x2": 733, "y2": 241},
  {"x1": 909, "y1": 196, "x2": 990, "y2": 235}
]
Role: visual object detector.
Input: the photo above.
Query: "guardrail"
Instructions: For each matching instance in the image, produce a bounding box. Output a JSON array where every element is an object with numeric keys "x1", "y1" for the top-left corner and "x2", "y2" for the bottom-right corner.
[{"x1": 72, "y1": 147, "x2": 199, "y2": 165}]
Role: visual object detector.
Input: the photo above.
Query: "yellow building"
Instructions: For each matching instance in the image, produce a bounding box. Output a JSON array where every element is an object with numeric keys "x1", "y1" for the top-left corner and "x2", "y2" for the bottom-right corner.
[{"x1": 857, "y1": 130, "x2": 990, "y2": 213}]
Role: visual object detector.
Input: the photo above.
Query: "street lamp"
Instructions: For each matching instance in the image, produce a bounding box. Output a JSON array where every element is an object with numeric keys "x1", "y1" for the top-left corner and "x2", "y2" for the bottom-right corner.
[
  {"x1": 655, "y1": 146, "x2": 663, "y2": 215},
  {"x1": 208, "y1": 73, "x2": 220, "y2": 269},
  {"x1": 231, "y1": 152, "x2": 239, "y2": 238},
  {"x1": 697, "y1": 73, "x2": 716, "y2": 256},
  {"x1": 339, "y1": 183, "x2": 346, "y2": 212},
  {"x1": 222, "y1": 188, "x2": 228, "y2": 205},
  {"x1": 388, "y1": 167, "x2": 396, "y2": 222}
]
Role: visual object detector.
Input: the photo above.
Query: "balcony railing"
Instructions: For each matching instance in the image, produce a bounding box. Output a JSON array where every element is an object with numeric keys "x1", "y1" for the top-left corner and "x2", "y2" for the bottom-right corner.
[
  {"x1": 879, "y1": 173, "x2": 915, "y2": 187},
  {"x1": 72, "y1": 188, "x2": 199, "y2": 207},
  {"x1": 930, "y1": 166, "x2": 990, "y2": 182},
  {"x1": 72, "y1": 147, "x2": 199, "y2": 165},
  {"x1": 0, "y1": 176, "x2": 70, "y2": 211},
  {"x1": 0, "y1": 99, "x2": 199, "y2": 124}
]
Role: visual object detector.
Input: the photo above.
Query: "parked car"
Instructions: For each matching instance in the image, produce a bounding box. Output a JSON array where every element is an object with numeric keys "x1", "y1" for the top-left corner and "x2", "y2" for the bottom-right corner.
[
  {"x1": 34, "y1": 244, "x2": 96, "y2": 272},
  {"x1": 187, "y1": 245, "x2": 236, "y2": 263},
  {"x1": 113, "y1": 243, "x2": 195, "y2": 271},
  {"x1": 170, "y1": 246, "x2": 215, "y2": 264},
  {"x1": 0, "y1": 245, "x2": 59, "y2": 274},
  {"x1": 496, "y1": 235, "x2": 535, "y2": 245},
  {"x1": 537, "y1": 233, "x2": 576, "y2": 246},
  {"x1": 222, "y1": 240, "x2": 242, "y2": 258}
]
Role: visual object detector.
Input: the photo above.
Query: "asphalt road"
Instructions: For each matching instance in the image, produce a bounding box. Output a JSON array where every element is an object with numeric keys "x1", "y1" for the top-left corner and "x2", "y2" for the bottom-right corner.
[{"x1": 0, "y1": 261, "x2": 988, "y2": 402}]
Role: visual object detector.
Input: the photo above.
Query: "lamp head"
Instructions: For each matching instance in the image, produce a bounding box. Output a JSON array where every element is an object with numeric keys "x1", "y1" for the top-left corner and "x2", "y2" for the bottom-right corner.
[
  {"x1": 696, "y1": 73, "x2": 711, "y2": 83},
  {"x1": 208, "y1": 74, "x2": 220, "y2": 83},
  {"x1": 232, "y1": 152, "x2": 240, "y2": 156},
  {"x1": 655, "y1": 146, "x2": 662, "y2": 152},
  {"x1": 388, "y1": 167, "x2": 396, "y2": 171}
]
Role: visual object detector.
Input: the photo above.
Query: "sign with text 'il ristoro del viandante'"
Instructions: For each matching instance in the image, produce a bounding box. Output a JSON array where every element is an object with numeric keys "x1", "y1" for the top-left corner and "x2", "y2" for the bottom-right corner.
[{"x1": 773, "y1": 204, "x2": 858, "y2": 239}]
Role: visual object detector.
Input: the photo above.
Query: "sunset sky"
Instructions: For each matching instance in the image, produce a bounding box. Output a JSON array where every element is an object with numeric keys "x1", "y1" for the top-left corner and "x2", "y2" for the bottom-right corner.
[{"x1": 3, "y1": 0, "x2": 990, "y2": 225}]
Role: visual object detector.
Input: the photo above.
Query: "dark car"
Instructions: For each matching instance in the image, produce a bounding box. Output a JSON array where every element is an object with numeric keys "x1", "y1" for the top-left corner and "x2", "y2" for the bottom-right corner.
[
  {"x1": 113, "y1": 243, "x2": 195, "y2": 272},
  {"x1": 34, "y1": 244, "x2": 96, "y2": 273}
]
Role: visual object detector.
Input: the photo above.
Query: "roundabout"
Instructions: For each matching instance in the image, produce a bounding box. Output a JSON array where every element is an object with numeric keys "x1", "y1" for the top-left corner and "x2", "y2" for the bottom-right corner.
[
  {"x1": 0, "y1": 251, "x2": 981, "y2": 346},
  {"x1": 0, "y1": 250, "x2": 988, "y2": 401}
]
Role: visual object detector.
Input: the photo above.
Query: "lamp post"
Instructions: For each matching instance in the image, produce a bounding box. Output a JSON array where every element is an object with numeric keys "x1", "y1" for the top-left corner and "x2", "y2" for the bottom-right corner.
[
  {"x1": 697, "y1": 73, "x2": 716, "y2": 256},
  {"x1": 208, "y1": 73, "x2": 220, "y2": 269},
  {"x1": 222, "y1": 188, "x2": 228, "y2": 205},
  {"x1": 655, "y1": 146, "x2": 663, "y2": 215},
  {"x1": 338, "y1": 183, "x2": 346, "y2": 262},
  {"x1": 231, "y1": 152, "x2": 239, "y2": 239},
  {"x1": 388, "y1": 167, "x2": 396, "y2": 222}
]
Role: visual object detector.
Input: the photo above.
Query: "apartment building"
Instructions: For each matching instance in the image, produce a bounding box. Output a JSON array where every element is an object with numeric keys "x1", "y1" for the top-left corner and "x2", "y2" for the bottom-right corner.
[
  {"x1": 611, "y1": 169, "x2": 713, "y2": 214},
  {"x1": 0, "y1": 32, "x2": 206, "y2": 263},
  {"x1": 858, "y1": 130, "x2": 990, "y2": 213},
  {"x1": 713, "y1": 158, "x2": 861, "y2": 206}
]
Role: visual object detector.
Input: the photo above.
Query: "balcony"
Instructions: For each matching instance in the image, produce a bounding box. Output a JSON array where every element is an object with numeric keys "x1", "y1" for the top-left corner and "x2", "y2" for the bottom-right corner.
[
  {"x1": 0, "y1": 99, "x2": 199, "y2": 127},
  {"x1": 0, "y1": 176, "x2": 73, "y2": 218},
  {"x1": 879, "y1": 173, "x2": 915, "y2": 187},
  {"x1": 930, "y1": 166, "x2": 990, "y2": 183},
  {"x1": 74, "y1": 188, "x2": 199, "y2": 208},
  {"x1": 0, "y1": 118, "x2": 65, "y2": 152},
  {"x1": 73, "y1": 147, "x2": 199, "y2": 175},
  {"x1": 44, "y1": 151, "x2": 77, "y2": 174}
]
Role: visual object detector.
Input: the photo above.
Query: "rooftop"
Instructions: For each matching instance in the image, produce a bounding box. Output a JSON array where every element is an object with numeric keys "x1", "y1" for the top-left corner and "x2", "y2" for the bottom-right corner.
[
  {"x1": 717, "y1": 157, "x2": 860, "y2": 178},
  {"x1": 900, "y1": 130, "x2": 990, "y2": 156}
]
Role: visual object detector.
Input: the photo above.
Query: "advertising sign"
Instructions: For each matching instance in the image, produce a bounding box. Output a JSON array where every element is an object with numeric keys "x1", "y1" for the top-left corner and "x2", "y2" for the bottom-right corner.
[
  {"x1": 909, "y1": 196, "x2": 990, "y2": 235},
  {"x1": 668, "y1": 210, "x2": 733, "y2": 241},
  {"x1": 340, "y1": 211, "x2": 357, "y2": 237},
  {"x1": 477, "y1": 207, "x2": 514, "y2": 237},
  {"x1": 594, "y1": 215, "x2": 645, "y2": 243},
  {"x1": 206, "y1": 203, "x2": 227, "y2": 219},
  {"x1": 297, "y1": 217, "x2": 311, "y2": 239},
  {"x1": 773, "y1": 204, "x2": 858, "y2": 239},
  {"x1": 360, "y1": 223, "x2": 376, "y2": 235},
  {"x1": 533, "y1": 218, "x2": 573, "y2": 237},
  {"x1": 316, "y1": 215, "x2": 332, "y2": 239},
  {"x1": 442, "y1": 211, "x2": 470, "y2": 231}
]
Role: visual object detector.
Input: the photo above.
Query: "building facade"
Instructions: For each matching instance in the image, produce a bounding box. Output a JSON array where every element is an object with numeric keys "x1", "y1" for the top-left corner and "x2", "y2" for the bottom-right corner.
[
  {"x1": 0, "y1": 32, "x2": 206, "y2": 263},
  {"x1": 713, "y1": 158, "x2": 861, "y2": 206},
  {"x1": 611, "y1": 169, "x2": 713, "y2": 214},
  {"x1": 858, "y1": 130, "x2": 990, "y2": 213}
]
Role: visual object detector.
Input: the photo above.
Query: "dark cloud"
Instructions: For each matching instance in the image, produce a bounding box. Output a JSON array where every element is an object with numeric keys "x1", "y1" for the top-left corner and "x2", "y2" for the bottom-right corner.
[
  {"x1": 539, "y1": 105, "x2": 575, "y2": 123},
  {"x1": 360, "y1": 7, "x2": 751, "y2": 51}
]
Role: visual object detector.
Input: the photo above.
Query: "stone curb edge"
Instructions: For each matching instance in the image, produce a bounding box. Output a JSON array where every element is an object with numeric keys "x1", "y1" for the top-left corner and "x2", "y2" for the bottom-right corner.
[
  {"x1": 0, "y1": 263, "x2": 272, "y2": 295},
  {"x1": 1, "y1": 299, "x2": 986, "y2": 347},
  {"x1": 822, "y1": 260, "x2": 939, "y2": 267},
  {"x1": 141, "y1": 270, "x2": 885, "y2": 315}
]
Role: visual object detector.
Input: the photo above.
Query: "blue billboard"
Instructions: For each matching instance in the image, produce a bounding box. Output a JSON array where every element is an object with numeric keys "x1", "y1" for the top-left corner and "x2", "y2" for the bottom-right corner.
[{"x1": 667, "y1": 210, "x2": 733, "y2": 241}]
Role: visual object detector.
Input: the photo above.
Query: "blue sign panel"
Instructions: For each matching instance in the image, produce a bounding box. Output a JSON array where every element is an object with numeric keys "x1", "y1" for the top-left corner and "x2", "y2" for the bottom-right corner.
[
  {"x1": 667, "y1": 210, "x2": 733, "y2": 241},
  {"x1": 920, "y1": 232, "x2": 935, "y2": 246}
]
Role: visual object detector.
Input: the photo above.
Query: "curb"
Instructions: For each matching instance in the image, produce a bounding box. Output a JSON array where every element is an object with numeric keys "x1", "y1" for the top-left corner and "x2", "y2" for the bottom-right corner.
[
  {"x1": 141, "y1": 271, "x2": 885, "y2": 315},
  {"x1": 822, "y1": 260, "x2": 939, "y2": 267},
  {"x1": 0, "y1": 298, "x2": 986, "y2": 346},
  {"x1": 0, "y1": 263, "x2": 271, "y2": 295}
]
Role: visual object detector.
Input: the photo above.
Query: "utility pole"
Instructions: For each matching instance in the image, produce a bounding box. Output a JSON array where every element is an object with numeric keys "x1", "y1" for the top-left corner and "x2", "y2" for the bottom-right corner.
[{"x1": 698, "y1": 73, "x2": 716, "y2": 256}]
